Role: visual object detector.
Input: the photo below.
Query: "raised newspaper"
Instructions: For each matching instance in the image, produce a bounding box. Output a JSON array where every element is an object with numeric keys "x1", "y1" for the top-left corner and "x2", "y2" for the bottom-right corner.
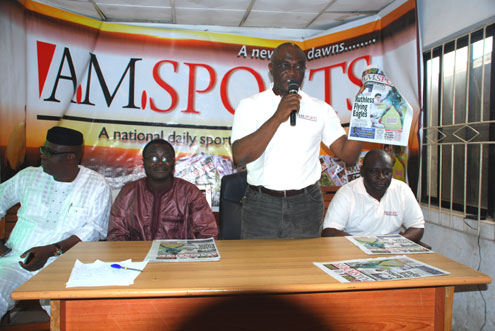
[
  {"x1": 144, "y1": 237, "x2": 220, "y2": 262},
  {"x1": 348, "y1": 66, "x2": 413, "y2": 146},
  {"x1": 314, "y1": 255, "x2": 448, "y2": 283},
  {"x1": 346, "y1": 234, "x2": 432, "y2": 255}
]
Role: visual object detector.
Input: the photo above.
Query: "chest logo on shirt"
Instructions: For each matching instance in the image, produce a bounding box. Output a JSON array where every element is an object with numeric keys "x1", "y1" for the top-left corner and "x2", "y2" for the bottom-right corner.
[
  {"x1": 297, "y1": 113, "x2": 317, "y2": 122},
  {"x1": 384, "y1": 211, "x2": 398, "y2": 216}
]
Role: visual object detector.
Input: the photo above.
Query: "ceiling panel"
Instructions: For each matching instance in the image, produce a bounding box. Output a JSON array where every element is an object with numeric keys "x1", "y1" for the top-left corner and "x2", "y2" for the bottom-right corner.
[
  {"x1": 32, "y1": 0, "x2": 397, "y2": 30},
  {"x1": 251, "y1": 0, "x2": 329, "y2": 13},
  {"x1": 330, "y1": 0, "x2": 391, "y2": 11},
  {"x1": 175, "y1": 8, "x2": 246, "y2": 26},
  {"x1": 311, "y1": 12, "x2": 372, "y2": 29},
  {"x1": 174, "y1": 0, "x2": 252, "y2": 10},
  {"x1": 98, "y1": 4, "x2": 172, "y2": 23},
  {"x1": 95, "y1": 0, "x2": 167, "y2": 5},
  {"x1": 244, "y1": 11, "x2": 318, "y2": 29},
  {"x1": 39, "y1": 0, "x2": 100, "y2": 19}
]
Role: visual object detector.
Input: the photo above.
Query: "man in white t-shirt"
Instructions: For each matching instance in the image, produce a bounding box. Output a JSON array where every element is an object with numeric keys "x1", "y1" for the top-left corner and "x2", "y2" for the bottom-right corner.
[
  {"x1": 322, "y1": 149, "x2": 424, "y2": 243},
  {"x1": 231, "y1": 42, "x2": 362, "y2": 239}
]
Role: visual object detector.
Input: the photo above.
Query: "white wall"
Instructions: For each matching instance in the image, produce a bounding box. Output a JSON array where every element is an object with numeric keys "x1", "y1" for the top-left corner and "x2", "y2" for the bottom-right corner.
[
  {"x1": 417, "y1": 2, "x2": 494, "y2": 330},
  {"x1": 422, "y1": 213, "x2": 494, "y2": 330},
  {"x1": 417, "y1": 0, "x2": 495, "y2": 49}
]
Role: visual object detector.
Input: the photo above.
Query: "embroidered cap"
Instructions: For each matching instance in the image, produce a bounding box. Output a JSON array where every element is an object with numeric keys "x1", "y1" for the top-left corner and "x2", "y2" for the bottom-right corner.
[{"x1": 46, "y1": 126, "x2": 83, "y2": 146}]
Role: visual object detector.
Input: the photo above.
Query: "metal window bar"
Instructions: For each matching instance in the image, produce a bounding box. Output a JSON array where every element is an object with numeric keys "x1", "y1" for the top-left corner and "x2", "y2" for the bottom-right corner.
[{"x1": 420, "y1": 23, "x2": 494, "y2": 236}]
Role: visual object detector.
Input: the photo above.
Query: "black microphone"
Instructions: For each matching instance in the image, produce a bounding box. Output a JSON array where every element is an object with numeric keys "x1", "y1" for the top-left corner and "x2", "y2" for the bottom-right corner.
[{"x1": 288, "y1": 80, "x2": 299, "y2": 126}]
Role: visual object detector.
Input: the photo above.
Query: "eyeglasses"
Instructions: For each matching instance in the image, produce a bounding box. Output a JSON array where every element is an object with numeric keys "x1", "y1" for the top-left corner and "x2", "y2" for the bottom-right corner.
[
  {"x1": 366, "y1": 168, "x2": 393, "y2": 177},
  {"x1": 39, "y1": 146, "x2": 74, "y2": 157},
  {"x1": 143, "y1": 155, "x2": 172, "y2": 164},
  {"x1": 276, "y1": 62, "x2": 306, "y2": 72}
]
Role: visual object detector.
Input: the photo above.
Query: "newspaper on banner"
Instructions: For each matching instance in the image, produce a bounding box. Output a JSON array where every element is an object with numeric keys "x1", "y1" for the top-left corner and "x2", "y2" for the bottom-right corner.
[
  {"x1": 144, "y1": 237, "x2": 220, "y2": 262},
  {"x1": 346, "y1": 234, "x2": 433, "y2": 255},
  {"x1": 319, "y1": 152, "x2": 366, "y2": 187},
  {"x1": 314, "y1": 255, "x2": 448, "y2": 283},
  {"x1": 348, "y1": 66, "x2": 413, "y2": 146}
]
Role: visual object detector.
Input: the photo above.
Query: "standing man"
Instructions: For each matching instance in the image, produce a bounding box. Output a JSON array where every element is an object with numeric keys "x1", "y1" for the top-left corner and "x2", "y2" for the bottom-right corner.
[
  {"x1": 0, "y1": 126, "x2": 111, "y2": 318},
  {"x1": 231, "y1": 42, "x2": 362, "y2": 239},
  {"x1": 322, "y1": 149, "x2": 424, "y2": 243},
  {"x1": 107, "y1": 139, "x2": 218, "y2": 241}
]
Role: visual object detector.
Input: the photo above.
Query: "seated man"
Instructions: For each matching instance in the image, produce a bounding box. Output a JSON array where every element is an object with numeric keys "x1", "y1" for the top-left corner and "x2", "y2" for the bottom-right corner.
[
  {"x1": 107, "y1": 139, "x2": 218, "y2": 240},
  {"x1": 322, "y1": 149, "x2": 424, "y2": 243},
  {"x1": 0, "y1": 126, "x2": 111, "y2": 318}
]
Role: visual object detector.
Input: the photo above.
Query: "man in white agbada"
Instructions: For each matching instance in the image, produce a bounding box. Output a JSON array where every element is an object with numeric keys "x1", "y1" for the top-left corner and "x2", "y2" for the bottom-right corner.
[{"x1": 0, "y1": 126, "x2": 111, "y2": 319}]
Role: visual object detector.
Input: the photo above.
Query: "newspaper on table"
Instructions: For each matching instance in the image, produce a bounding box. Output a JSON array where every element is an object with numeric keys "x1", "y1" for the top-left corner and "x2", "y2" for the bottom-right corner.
[
  {"x1": 144, "y1": 237, "x2": 220, "y2": 262},
  {"x1": 346, "y1": 234, "x2": 433, "y2": 255},
  {"x1": 348, "y1": 65, "x2": 413, "y2": 146},
  {"x1": 314, "y1": 255, "x2": 449, "y2": 283}
]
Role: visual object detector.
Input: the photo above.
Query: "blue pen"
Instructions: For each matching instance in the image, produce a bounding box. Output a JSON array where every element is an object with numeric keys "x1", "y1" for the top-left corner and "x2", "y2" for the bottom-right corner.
[{"x1": 111, "y1": 263, "x2": 143, "y2": 272}]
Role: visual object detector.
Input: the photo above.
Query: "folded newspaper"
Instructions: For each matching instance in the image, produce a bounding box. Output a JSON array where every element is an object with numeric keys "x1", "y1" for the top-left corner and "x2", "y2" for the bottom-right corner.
[
  {"x1": 348, "y1": 65, "x2": 413, "y2": 146},
  {"x1": 144, "y1": 237, "x2": 220, "y2": 262},
  {"x1": 346, "y1": 234, "x2": 433, "y2": 255},
  {"x1": 314, "y1": 255, "x2": 448, "y2": 283}
]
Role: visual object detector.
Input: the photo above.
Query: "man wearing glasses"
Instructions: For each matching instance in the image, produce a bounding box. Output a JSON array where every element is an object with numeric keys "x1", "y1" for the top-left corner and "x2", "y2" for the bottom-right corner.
[
  {"x1": 231, "y1": 42, "x2": 362, "y2": 239},
  {"x1": 107, "y1": 139, "x2": 218, "y2": 241},
  {"x1": 0, "y1": 126, "x2": 111, "y2": 318},
  {"x1": 322, "y1": 149, "x2": 424, "y2": 243}
]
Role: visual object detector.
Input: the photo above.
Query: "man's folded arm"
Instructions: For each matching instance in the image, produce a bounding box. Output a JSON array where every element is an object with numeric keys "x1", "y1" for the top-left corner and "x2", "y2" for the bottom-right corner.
[
  {"x1": 400, "y1": 227, "x2": 424, "y2": 243},
  {"x1": 190, "y1": 189, "x2": 218, "y2": 239},
  {"x1": 321, "y1": 227, "x2": 351, "y2": 237},
  {"x1": 19, "y1": 235, "x2": 82, "y2": 271},
  {"x1": 106, "y1": 192, "x2": 131, "y2": 241}
]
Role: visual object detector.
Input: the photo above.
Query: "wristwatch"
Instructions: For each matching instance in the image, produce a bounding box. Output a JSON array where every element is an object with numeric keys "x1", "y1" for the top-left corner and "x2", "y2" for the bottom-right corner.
[{"x1": 54, "y1": 243, "x2": 63, "y2": 256}]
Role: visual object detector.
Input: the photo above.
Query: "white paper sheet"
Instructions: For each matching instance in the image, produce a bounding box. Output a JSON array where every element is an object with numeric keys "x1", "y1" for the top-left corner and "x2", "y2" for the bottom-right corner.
[{"x1": 65, "y1": 259, "x2": 148, "y2": 287}]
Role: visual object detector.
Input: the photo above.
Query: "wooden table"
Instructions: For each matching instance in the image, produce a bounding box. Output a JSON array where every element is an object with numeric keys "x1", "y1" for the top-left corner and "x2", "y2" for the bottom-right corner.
[{"x1": 12, "y1": 238, "x2": 491, "y2": 330}]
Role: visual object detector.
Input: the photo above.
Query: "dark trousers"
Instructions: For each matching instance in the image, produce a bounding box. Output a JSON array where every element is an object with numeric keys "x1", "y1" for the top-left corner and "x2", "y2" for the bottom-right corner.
[{"x1": 240, "y1": 182, "x2": 324, "y2": 239}]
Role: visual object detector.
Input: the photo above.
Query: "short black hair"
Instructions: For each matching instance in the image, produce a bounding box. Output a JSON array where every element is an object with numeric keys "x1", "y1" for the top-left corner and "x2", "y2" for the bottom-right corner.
[
  {"x1": 271, "y1": 42, "x2": 306, "y2": 63},
  {"x1": 362, "y1": 149, "x2": 393, "y2": 169},
  {"x1": 142, "y1": 139, "x2": 174, "y2": 157}
]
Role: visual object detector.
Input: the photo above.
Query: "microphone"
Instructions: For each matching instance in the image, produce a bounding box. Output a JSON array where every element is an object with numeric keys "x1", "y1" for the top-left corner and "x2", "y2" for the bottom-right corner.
[{"x1": 288, "y1": 80, "x2": 299, "y2": 126}]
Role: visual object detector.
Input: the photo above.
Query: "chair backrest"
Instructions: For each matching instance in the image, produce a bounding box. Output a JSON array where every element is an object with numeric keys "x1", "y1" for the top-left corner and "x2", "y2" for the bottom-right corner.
[{"x1": 219, "y1": 171, "x2": 247, "y2": 240}]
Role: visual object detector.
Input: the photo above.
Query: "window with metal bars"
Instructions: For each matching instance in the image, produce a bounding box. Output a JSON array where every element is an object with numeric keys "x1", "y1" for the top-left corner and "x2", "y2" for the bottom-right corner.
[{"x1": 420, "y1": 23, "x2": 494, "y2": 222}]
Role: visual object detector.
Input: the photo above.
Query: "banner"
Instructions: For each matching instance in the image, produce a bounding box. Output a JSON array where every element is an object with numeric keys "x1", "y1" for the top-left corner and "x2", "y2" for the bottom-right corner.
[{"x1": 0, "y1": 0, "x2": 421, "y2": 206}]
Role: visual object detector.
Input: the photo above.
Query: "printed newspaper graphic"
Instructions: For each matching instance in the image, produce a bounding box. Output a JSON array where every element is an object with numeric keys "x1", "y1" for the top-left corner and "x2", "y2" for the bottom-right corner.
[
  {"x1": 319, "y1": 152, "x2": 366, "y2": 187},
  {"x1": 348, "y1": 66, "x2": 413, "y2": 146},
  {"x1": 144, "y1": 238, "x2": 220, "y2": 262},
  {"x1": 346, "y1": 234, "x2": 433, "y2": 255},
  {"x1": 314, "y1": 255, "x2": 449, "y2": 283}
]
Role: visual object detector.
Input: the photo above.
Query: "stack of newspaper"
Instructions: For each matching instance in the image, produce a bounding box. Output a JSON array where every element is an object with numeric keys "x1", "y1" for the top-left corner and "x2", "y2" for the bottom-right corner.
[
  {"x1": 346, "y1": 234, "x2": 432, "y2": 255},
  {"x1": 144, "y1": 237, "x2": 220, "y2": 262},
  {"x1": 314, "y1": 255, "x2": 449, "y2": 283},
  {"x1": 314, "y1": 235, "x2": 447, "y2": 283}
]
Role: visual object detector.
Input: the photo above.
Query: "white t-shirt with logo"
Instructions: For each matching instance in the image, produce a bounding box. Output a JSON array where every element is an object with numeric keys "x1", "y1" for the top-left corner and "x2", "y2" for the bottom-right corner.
[
  {"x1": 323, "y1": 177, "x2": 424, "y2": 235},
  {"x1": 231, "y1": 88, "x2": 345, "y2": 190}
]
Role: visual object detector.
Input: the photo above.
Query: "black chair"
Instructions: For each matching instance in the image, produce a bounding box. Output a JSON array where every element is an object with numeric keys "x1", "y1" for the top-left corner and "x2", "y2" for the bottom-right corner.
[{"x1": 218, "y1": 171, "x2": 247, "y2": 240}]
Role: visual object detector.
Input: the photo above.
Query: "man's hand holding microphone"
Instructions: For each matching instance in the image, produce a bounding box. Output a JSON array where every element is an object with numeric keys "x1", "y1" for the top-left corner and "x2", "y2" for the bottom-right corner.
[{"x1": 273, "y1": 80, "x2": 300, "y2": 126}]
